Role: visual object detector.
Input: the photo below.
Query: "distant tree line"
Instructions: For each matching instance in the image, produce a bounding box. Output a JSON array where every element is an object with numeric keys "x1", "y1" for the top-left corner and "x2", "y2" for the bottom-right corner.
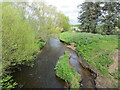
[{"x1": 78, "y1": 2, "x2": 120, "y2": 35}]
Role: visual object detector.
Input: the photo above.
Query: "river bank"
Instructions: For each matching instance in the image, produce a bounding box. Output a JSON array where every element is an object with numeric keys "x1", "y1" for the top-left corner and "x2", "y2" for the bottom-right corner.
[
  {"x1": 60, "y1": 32, "x2": 119, "y2": 88},
  {"x1": 12, "y1": 38, "x2": 97, "y2": 88}
]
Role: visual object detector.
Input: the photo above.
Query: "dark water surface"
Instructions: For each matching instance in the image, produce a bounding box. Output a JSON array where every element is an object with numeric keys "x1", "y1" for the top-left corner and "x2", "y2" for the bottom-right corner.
[{"x1": 12, "y1": 38, "x2": 96, "y2": 88}]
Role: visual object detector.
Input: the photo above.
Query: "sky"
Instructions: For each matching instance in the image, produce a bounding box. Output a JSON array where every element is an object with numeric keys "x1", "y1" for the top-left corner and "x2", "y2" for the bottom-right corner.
[{"x1": 44, "y1": 0, "x2": 84, "y2": 25}]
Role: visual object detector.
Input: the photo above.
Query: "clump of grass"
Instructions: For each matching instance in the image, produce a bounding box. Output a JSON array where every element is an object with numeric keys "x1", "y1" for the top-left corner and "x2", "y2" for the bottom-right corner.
[
  {"x1": 55, "y1": 51, "x2": 80, "y2": 88},
  {"x1": 37, "y1": 40, "x2": 45, "y2": 49}
]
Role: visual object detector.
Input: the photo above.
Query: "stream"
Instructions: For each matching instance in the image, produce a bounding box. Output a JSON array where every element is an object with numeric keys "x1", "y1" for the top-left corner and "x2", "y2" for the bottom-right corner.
[{"x1": 12, "y1": 38, "x2": 96, "y2": 88}]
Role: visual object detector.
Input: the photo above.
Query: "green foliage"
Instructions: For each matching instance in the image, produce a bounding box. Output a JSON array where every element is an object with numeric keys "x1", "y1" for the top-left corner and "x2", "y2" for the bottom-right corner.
[
  {"x1": 110, "y1": 72, "x2": 120, "y2": 80},
  {"x1": 110, "y1": 68, "x2": 120, "y2": 88},
  {"x1": 37, "y1": 40, "x2": 45, "y2": 49},
  {"x1": 110, "y1": 67, "x2": 120, "y2": 81},
  {"x1": 78, "y1": 2, "x2": 101, "y2": 33},
  {"x1": 20, "y1": 1, "x2": 70, "y2": 41},
  {"x1": 56, "y1": 13, "x2": 70, "y2": 32},
  {"x1": 2, "y1": 2, "x2": 44, "y2": 88},
  {"x1": 60, "y1": 32, "x2": 118, "y2": 76},
  {"x1": 55, "y1": 51, "x2": 80, "y2": 88},
  {"x1": 0, "y1": 74, "x2": 18, "y2": 88},
  {"x1": 1, "y1": 1, "x2": 70, "y2": 88},
  {"x1": 78, "y1": 2, "x2": 120, "y2": 35},
  {"x1": 2, "y1": 2, "x2": 38, "y2": 68}
]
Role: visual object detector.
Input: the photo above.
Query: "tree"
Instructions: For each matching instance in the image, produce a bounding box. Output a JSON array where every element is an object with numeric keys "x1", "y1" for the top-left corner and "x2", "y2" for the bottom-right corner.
[
  {"x1": 78, "y1": 2, "x2": 101, "y2": 33},
  {"x1": 100, "y1": 2, "x2": 120, "y2": 34},
  {"x1": 2, "y1": 2, "x2": 38, "y2": 71},
  {"x1": 17, "y1": 1, "x2": 70, "y2": 40},
  {"x1": 1, "y1": 1, "x2": 70, "y2": 88},
  {"x1": 78, "y1": 2, "x2": 120, "y2": 35}
]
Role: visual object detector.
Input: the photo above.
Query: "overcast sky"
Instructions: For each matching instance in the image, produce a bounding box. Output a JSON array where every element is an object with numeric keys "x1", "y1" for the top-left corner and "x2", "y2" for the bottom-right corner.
[{"x1": 44, "y1": 0, "x2": 84, "y2": 25}]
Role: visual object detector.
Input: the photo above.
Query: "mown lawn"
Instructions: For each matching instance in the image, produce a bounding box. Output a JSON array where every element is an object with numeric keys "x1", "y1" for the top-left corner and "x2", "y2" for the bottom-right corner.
[{"x1": 60, "y1": 32, "x2": 118, "y2": 76}]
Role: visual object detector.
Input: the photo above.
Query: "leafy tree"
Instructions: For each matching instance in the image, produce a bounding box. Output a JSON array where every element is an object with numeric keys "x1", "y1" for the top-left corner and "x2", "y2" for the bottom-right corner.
[
  {"x1": 17, "y1": 1, "x2": 70, "y2": 40},
  {"x1": 55, "y1": 13, "x2": 70, "y2": 32},
  {"x1": 78, "y1": 2, "x2": 101, "y2": 33},
  {"x1": 1, "y1": 1, "x2": 70, "y2": 88},
  {"x1": 78, "y1": 2, "x2": 120, "y2": 35},
  {"x1": 2, "y1": 2, "x2": 38, "y2": 72},
  {"x1": 100, "y1": 2, "x2": 120, "y2": 34}
]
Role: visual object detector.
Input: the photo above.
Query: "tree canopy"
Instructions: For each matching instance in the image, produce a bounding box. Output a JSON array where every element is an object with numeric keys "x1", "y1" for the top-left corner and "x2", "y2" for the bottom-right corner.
[
  {"x1": 78, "y1": 2, "x2": 120, "y2": 35},
  {"x1": 2, "y1": 2, "x2": 38, "y2": 70},
  {"x1": 2, "y1": 1, "x2": 70, "y2": 70},
  {"x1": 17, "y1": 1, "x2": 70, "y2": 40},
  {"x1": 1, "y1": 1, "x2": 70, "y2": 88}
]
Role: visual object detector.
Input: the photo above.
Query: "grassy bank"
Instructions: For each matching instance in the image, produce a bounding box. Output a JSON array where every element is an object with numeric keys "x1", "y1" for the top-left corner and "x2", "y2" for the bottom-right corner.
[
  {"x1": 55, "y1": 51, "x2": 80, "y2": 88},
  {"x1": 60, "y1": 32, "x2": 119, "y2": 79}
]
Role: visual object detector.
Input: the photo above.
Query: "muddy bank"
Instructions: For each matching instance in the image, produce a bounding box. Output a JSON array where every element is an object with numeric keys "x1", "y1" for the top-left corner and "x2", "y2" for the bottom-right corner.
[
  {"x1": 95, "y1": 50, "x2": 119, "y2": 88},
  {"x1": 78, "y1": 50, "x2": 119, "y2": 88},
  {"x1": 60, "y1": 40, "x2": 98, "y2": 74},
  {"x1": 61, "y1": 39, "x2": 119, "y2": 88},
  {"x1": 64, "y1": 47, "x2": 96, "y2": 88}
]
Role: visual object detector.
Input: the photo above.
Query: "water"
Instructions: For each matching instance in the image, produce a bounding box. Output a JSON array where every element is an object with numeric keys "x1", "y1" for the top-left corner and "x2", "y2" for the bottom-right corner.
[
  {"x1": 12, "y1": 38, "x2": 96, "y2": 88},
  {"x1": 65, "y1": 48, "x2": 96, "y2": 88}
]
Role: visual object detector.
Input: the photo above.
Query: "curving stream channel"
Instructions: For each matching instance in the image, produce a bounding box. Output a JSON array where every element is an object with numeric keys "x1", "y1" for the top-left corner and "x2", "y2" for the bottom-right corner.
[{"x1": 12, "y1": 38, "x2": 96, "y2": 88}]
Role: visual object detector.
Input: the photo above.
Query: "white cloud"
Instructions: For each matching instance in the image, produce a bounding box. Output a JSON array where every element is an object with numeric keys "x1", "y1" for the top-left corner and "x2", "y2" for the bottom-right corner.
[{"x1": 44, "y1": 0, "x2": 84, "y2": 25}]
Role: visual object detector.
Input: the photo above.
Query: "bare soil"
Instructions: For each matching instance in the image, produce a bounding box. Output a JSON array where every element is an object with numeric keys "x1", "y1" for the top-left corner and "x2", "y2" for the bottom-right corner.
[
  {"x1": 66, "y1": 43, "x2": 119, "y2": 88},
  {"x1": 109, "y1": 50, "x2": 119, "y2": 73},
  {"x1": 95, "y1": 50, "x2": 119, "y2": 88},
  {"x1": 66, "y1": 43, "x2": 76, "y2": 50}
]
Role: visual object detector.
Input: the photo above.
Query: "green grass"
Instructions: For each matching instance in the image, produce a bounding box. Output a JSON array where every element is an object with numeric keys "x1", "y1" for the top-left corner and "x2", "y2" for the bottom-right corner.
[
  {"x1": 37, "y1": 40, "x2": 45, "y2": 49},
  {"x1": 55, "y1": 51, "x2": 80, "y2": 88},
  {"x1": 60, "y1": 32, "x2": 118, "y2": 76}
]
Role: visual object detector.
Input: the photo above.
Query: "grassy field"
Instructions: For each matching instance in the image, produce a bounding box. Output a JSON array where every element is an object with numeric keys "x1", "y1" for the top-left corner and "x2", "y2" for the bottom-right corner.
[{"x1": 60, "y1": 32, "x2": 119, "y2": 77}]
